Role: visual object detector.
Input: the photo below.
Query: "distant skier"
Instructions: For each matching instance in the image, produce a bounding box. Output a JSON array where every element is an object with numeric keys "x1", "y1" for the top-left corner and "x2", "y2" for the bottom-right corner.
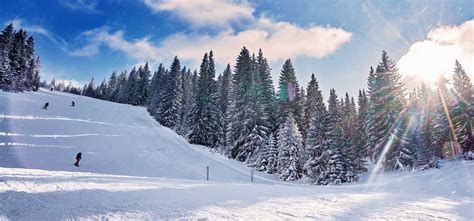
[
  {"x1": 42, "y1": 102, "x2": 49, "y2": 109},
  {"x1": 74, "y1": 152, "x2": 82, "y2": 167},
  {"x1": 50, "y1": 88, "x2": 53, "y2": 91},
  {"x1": 71, "y1": 101, "x2": 75, "y2": 107}
]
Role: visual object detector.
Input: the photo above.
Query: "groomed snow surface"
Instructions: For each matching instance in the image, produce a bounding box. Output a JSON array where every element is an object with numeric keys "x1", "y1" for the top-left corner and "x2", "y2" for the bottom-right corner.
[{"x1": 0, "y1": 89, "x2": 473, "y2": 220}]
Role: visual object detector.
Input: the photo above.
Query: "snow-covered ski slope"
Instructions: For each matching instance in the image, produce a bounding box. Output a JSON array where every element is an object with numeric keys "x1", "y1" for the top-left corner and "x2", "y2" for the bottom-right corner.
[
  {"x1": 0, "y1": 89, "x2": 275, "y2": 182},
  {"x1": 1, "y1": 90, "x2": 473, "y2": 220}
]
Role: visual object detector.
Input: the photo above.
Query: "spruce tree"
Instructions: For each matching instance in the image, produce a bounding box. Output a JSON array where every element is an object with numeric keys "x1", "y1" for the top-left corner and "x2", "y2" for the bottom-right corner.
[
  {"x1": 158, "y1": 56, "x2": 184, "y2": 130},
  {"x1": 256, "y1": 49, "x2": 278, "y2": 132},
  {"x1": 0, "y1": 24, "x2": 14, "y2": 90},
  {"x1": 451, "y1": 60, "x2": 473, "y2": 157},
  {"x1": 277, "y1": 114, "x2": 303, "y2": 181},
  {"x1": 366, "y1": 51, "x2": 406, "y2": 170},
  {"x1": 188, "y1": 52, "x2": 220, "y2": 147},
  {"x1": 148, "y1": 64, "x2": 166, "y2": 117},
  {"x1": 278, "y1": 59, "x2": 303, "y2": 132},
  {"x1": 218, "y1": 64, "x2": 232, "y2": 153}
]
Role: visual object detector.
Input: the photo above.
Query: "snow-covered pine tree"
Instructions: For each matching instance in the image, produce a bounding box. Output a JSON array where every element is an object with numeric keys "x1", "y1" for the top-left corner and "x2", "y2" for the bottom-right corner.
[
  {"x1": 302, "y1": 74, "x2": 329, "y2": 181},
  {"x1": 137, "y1": 62, "x2": 151, "y2": 106},
  {"x1": 177, "y1": 67, "x2": 193, "y2": 136},
  {"x1": 451, "y1": 60, "x2": 473, "y2": 157},
  {"x1": 147, "y1": 64, "x2": 166, "y2": 117},
  {"x1": 324, "y1": 89, "x2": 350, "y2": 184},
  {"x1": 262, "y1": 133, "x2": 278, "y2": 173},
  {"x1": 432, "y1": 75, "x2": 454, "y2": 158},
  {"x1": 106, "y1": 71, "x2": 119, "y2": 102},
  {"x1": 96, "y1": 78, "x2": 107, "y2": 100},
  {"x1": 277, "y1": 114, "x2": 303, "y2": 181},
  {"x1": 9, "y1": 29, "x2": 27, "y2": 92},
  {"x1": 158, "y1": 56, "x2": 184, "y2": 130},
  {"x1": 217, "y1": 64, "x2": 232, "y2": 153},
  {"x1": 0, "y1": 24, "x2": 14, "y2": 90},
  {"x1": 22, "y1": 36, "x2": 35, "y2": 91},
  {"x1": 256, "y1": 49, "x2": 278, "y2": 132},
  {"x1": 353, "y1": 89, "x2": 369, "y2": 173},
  {"x1": 302, "y1": 74, "x2": 324, "y2": 144},
  {"x1": 416, "y1": 84, "x2": 438, "y2": 169},
  {"x1": 278, "y1": 59, "x2": 304, "y2": 132},
  {"x1": 116, "y1": 71, "x2": 129, "y2": 103},
  {"x1": 84, "y1": 77, "x2": 97, "y2": 98},
  {"x1": 366, "y1": 51, "x2": 406, "y2": 170},
  {"x1": 303, "y1": 106, "x2": 330, "y2": 184},
  {"x1": 31, "y1": 57, "x2": 40, "y2": 91},
  {"x1": 228, "y1": 47, "x2": 269, "y2": 162},
  {"x1": 188, "y1": 52, "x2": 220, "y2": 147}
]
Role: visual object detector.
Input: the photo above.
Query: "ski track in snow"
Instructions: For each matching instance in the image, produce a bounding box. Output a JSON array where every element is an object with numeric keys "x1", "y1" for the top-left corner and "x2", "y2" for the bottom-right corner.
[
  {"x1": 0, "y1": 115, "x2": 147, "y2": 129},
  {"x1": 0, "y1": 90, "x2": 473, "y2": 220},
  {"x1": 0, "y1": 132, "x2": 120, "y2": 138}
]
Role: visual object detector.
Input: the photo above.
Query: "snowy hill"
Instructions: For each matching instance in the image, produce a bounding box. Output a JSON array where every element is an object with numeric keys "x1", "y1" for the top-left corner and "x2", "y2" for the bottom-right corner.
[
  {"x1": 0, "y1": 89, "x2": 275, "y2": 182},
  {"x1": 1, "y1": 90, "x2": 473, "y2": 220}
]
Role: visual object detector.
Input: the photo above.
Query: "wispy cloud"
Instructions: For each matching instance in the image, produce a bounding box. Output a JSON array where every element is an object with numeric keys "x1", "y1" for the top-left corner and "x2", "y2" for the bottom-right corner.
[
  {"x1": 143, "y1": 0, "x2": 253, "y2": 27},
  {"x1": 5, "y1": 19, "x2": 68, "y2": 50},
  {"x1": 72, "y1": 1, "x2": 352, "y2": 66},
  {"x1": 60, "y1": 0, "x2": 101, "y2": 14}
]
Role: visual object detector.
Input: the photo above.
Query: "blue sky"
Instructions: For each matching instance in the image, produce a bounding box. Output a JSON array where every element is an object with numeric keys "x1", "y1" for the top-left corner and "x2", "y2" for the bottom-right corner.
[{"x1": 1, "y1": 0, "x2": 472, "y2": 98}]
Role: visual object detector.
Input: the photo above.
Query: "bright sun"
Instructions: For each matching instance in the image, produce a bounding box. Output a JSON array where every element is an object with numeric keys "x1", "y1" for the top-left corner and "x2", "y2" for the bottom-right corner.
[{"x1": 397, "y1": 20, "x2": 474, "y2": 86}]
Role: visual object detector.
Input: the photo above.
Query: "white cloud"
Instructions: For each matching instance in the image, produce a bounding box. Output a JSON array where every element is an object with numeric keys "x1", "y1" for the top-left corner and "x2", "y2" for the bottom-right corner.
[
  {"x1": 143, "y1": 0, "x2": 254, "y2": 27},
  {"x1": 71, "y1": 18, "x2": 352, "y2": 66},
  {"x1": 60, "y1": 0, "x2": 100, "y2": 14},
  {"x1": 397, "y1": 20, "x2": 474, "y2": 84},
  {"x1": 70, "y1": 27, "x2": 162, "y2": 61},
  {"x1": 159, "y1": 17, "x2": 352, "y2": 65},
  {"x1": 40, "y1": 72, "x2": 86, "y2": 88},
  {"x1": 5, "y1": 19, "x2": 68, "y2": 50},
  {"x1": 72, "y1": 0, "x2": 352, "y2": 67}
]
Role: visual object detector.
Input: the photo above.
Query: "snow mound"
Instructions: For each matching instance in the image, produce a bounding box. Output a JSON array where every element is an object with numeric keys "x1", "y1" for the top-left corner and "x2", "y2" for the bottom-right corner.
[{"x1": 0, "y1": 89, "x2": 276, "y2": 182}]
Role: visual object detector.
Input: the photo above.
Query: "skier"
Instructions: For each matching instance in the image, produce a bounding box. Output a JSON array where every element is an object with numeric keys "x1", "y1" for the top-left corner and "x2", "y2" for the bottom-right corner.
[
  {"x1": 42, "y1": 102, "x2": 49, "y2": 109},
  {"x1": 74, "y1": 152, "x2": 82, "y2": 167},
  {"x1": 50, "y1": 87, "x2": 53, "y2": 91},
  {"x1": 71, "y1": 101, "x2": 75, "y2": 107}
]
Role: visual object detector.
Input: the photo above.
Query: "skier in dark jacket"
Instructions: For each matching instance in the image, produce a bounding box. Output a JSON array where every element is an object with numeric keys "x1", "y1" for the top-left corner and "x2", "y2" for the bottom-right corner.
[
  {"x1": 74, "y1": 152, "x2": 82, "y2": 167},
  {"x1": 71, "y1": 101, "x2": 75, "y2": 106},
  {"x1": 42, "y1": 102, "x2": 49, "y2": 109}
]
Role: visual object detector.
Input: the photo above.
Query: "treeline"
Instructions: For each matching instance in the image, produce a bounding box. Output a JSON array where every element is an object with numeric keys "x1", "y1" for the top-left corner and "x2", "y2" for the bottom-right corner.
[
  {"x1": 55, "y1": 48, "x2": 473, "y2": 185},
  {"x1": 0, "y1": 24, "x2": 41, "y2": 92}
]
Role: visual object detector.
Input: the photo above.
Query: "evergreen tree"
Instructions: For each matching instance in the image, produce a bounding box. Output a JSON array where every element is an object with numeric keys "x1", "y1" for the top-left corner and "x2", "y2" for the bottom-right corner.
[
  {"x1": 432, "y1": 75, "x2": 454, "y2": 158},
  {"x1": 302, "y1": 74, "x2": 325, "y2": 143},
  {"x1": 0, "y1": 24, "x2": 14, "y2": 90},
  {"x1": 256, "y1": 49, "x2": 278, "y2": 132},
  {"x1": 158, "y1": 56, "x2": 183, "y2": 130},
  {"x1": 137, "y1": 63, "x2": 151, "y2": 106},
  {"x1": 106, "y1": 71, "x2": 119, "y2": 101},
  {"x1": 217, "y1": 64, "x2": 232, "y2": 153},
  {"x1": 84, "y1": 77, "x2": 96, "y2": 97},
  {"x1": 278, "y1": 59, "x2": 303, "y2": 132},
  {"x1": 148, "y1": 64, "x2": 166, "y2": 118},
  {"x1": 277, "y1": 114, "x2": 303, "y2": 181},
  {"x1": 177, "y1": 68, "x2": 193, "y2": 136},
  {"x1": 366, "y1": 51, "x2": 406, "y2": 170},
  {"x1": 228, "y1": 47, "x2": 269, "y2": 162},
  {"x1": 325, "y1": 89, "x2": 350, "y2": 184},
  {"x1": 188, "y1": 52, "x2": 220, "y2": 147},
  {"x1": 9, "y1": 29, "x2": 27, "y2": 91},
  {"x1": 451, "y1": 60, "x2": 473, "y2": 157},
  {"x1": 117, "y1": 71, "x2": 129, "y2": 103},
  {"x1": 353, "y1": 89, "x2": 369, "y2": 173}
]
